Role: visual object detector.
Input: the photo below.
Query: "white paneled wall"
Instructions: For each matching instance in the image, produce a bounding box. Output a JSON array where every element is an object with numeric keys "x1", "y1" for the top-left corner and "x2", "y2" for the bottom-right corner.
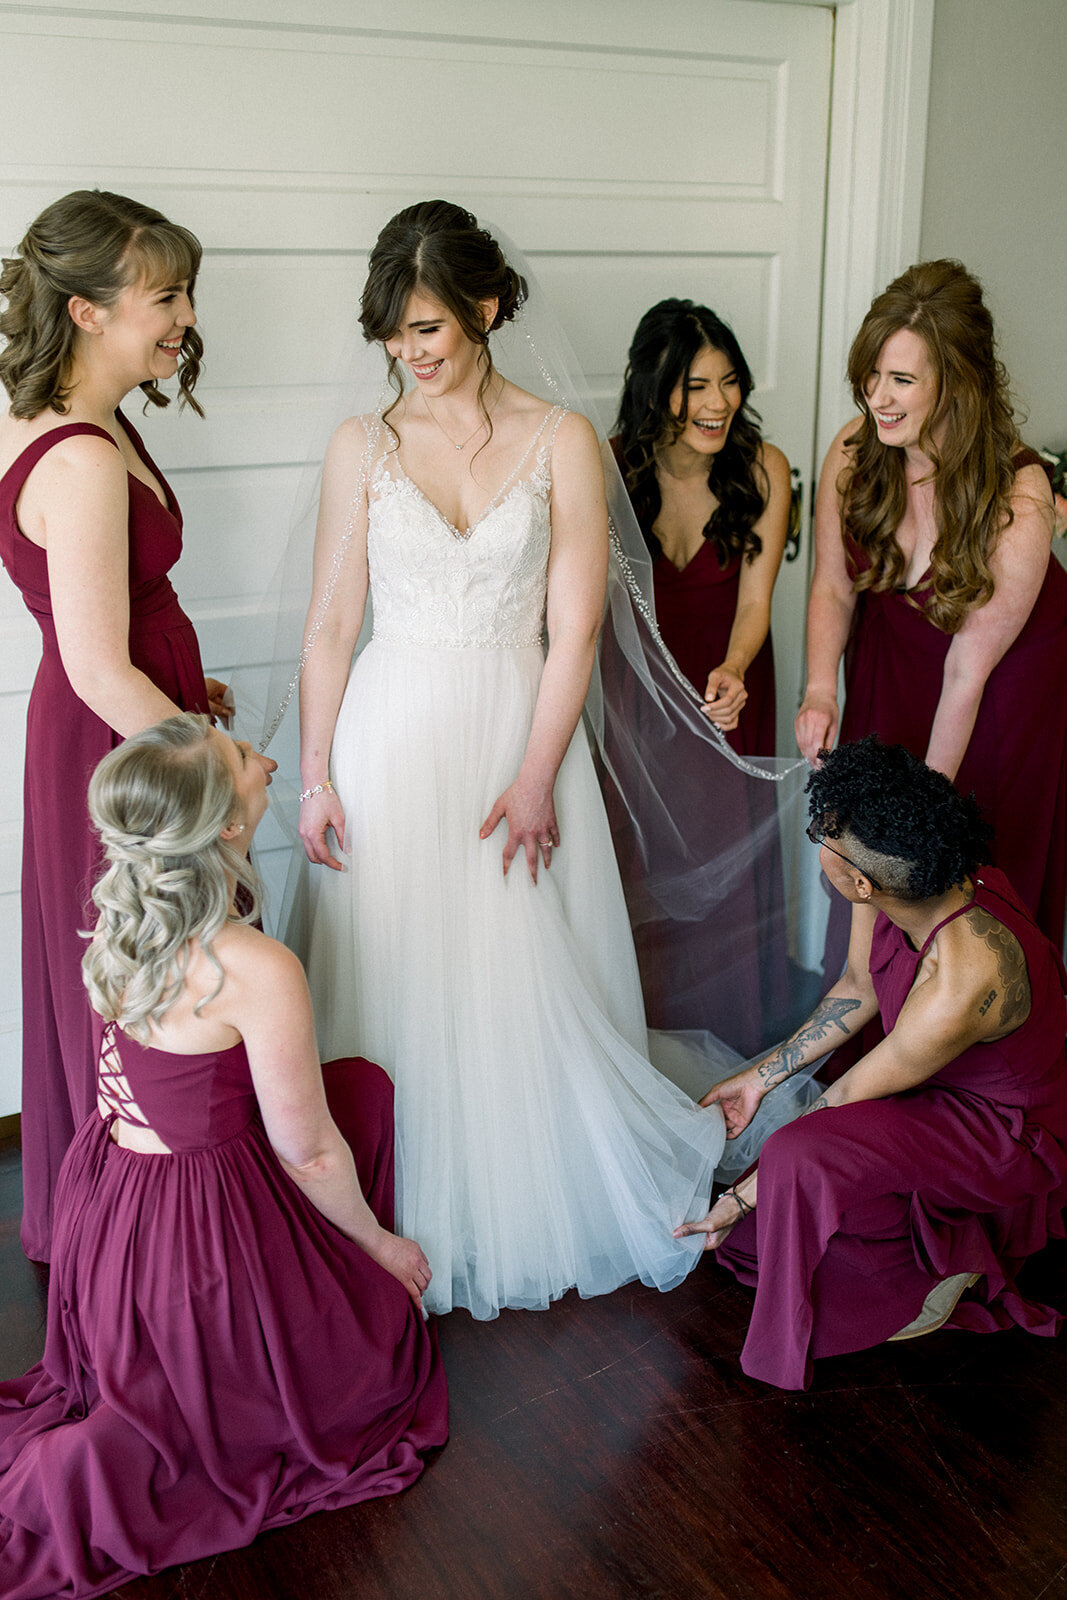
[{"x1": 0, "y1": 0, "x2": 833, "y2": 1115}]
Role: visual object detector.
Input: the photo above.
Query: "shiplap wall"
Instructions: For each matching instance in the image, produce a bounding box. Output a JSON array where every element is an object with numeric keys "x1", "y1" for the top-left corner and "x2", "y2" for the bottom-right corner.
[{"x1": 0, "y1": 0, "x2": 833, "y2": 1115}]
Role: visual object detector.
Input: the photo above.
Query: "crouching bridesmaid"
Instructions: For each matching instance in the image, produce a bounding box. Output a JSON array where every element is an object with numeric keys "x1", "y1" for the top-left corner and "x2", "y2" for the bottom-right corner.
[{"x1": 0, "y1": 714, "x2": 447, "y2": 1598}]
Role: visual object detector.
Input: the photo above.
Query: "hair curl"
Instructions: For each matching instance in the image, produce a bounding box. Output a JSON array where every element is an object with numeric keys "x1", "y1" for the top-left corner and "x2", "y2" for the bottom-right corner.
[
  {"x1": 806, "y1": 735, "x2": 991, "y2": 901},
  {"x1": 0, "y1": 189, "x2": 204, "y2": 420},
  {"x1": 842, "y1": 259, "x2": 1019, "y2": 633},
  {"x1": 82, "y1": 715, "x2": 260, "y2": 1041},
  {"x1": 358, "y1": 199, "x2": 526, "y2": 450},
  {"x1": 613, "y1": 298, "x2": 768, "y2": 565}
]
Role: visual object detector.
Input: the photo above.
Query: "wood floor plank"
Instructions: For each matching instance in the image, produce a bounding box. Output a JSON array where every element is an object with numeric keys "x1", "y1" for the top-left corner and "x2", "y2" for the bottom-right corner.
[{"x1": 3, "y1": 1146, "x2": 1067, "y2": 1600}]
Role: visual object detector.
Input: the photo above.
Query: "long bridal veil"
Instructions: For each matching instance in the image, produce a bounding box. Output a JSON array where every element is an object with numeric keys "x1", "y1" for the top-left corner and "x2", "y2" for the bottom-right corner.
[{"x1": 231, "y1": 212, "x2": 825, "y2": 1179}]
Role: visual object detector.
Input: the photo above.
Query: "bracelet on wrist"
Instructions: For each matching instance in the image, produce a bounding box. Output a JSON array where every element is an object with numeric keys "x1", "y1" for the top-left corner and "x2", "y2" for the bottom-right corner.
[{"x1": 299, "y1": 779, "x2": 334, "y2": 804}]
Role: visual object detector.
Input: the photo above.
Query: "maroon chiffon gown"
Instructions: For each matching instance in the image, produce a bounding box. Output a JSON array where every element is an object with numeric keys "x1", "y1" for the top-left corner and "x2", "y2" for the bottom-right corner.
[
  {"x1": 0, "y1": 415, "x2": 209, "y2": 1261},
  {"x1": 718, "y1": 868, "x2": 1067, "y2": 1391},
  {"x1": 825, "y1": 448, "x2": 1067, "y2": 984},
  {"x1": 0, "y1": 1041, "x2": 448, "y2": 1598},
  {"x1": 598, "y1": 465, "x2": 789, "y2": 1054},
  {"x1": 652, "y1": 541, "x2": 776, "y2": 758}
]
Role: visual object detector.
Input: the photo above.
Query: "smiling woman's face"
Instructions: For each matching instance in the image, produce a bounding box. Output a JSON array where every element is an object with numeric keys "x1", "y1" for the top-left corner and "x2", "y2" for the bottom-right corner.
[{"x1": 666, "y1": 344, "x2": 743, "y2": 458}]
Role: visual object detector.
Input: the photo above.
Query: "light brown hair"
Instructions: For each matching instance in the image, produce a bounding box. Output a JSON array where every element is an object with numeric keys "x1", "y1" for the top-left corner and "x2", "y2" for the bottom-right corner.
[
  {"x1": 841, "y1": 259, "x2": 1018, "y2": 633},
  {"x1": 0, "y1": 189, "x2": 205, "y2": 419}
]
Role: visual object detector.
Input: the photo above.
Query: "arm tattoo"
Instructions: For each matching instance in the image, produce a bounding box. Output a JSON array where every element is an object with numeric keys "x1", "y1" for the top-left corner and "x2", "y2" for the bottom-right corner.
[
  {"x1": 800, "y1": 1093, "x2": 829, "y2": 1117},
  {"x1": 758, "y1": 997, "x2": 863, "y2": 1088},
  {"x1": 966, "y1": 907, "x2": 1031, "y2": 1030}
]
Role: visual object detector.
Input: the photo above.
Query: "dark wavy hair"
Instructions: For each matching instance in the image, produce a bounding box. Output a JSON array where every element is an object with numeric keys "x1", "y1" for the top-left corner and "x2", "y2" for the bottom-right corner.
[
  {"x1": 613, "y1": 298, "x2": 768, "y2": 565},
  {"x1": 806, "y1": 736, "x2": 991, "y2": 901},
  {"x1": 358, "y1": 199, "x2": 526, "y2": 448},
  {"x1": 0, "y1": 189, "x2": 204, "y2": 419},
  {"x1": 842, "y1": 260, "x2": 1019, "y2": 634}
]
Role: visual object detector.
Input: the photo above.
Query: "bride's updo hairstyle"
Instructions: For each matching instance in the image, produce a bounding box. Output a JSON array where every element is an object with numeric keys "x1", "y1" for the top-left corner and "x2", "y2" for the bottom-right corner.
[
  {"x1": 359, "y1": 199, "x2": 527, "y2": 441},
  {"x1": 842, "y1": 259, "x2": 1018, "y2": 634},
  {"x1": 0, "y1": 189, "x2": 205, "y2": 420},
  {"x1": 83, "y1": 715, "x2": 260, "y2": 1042}
]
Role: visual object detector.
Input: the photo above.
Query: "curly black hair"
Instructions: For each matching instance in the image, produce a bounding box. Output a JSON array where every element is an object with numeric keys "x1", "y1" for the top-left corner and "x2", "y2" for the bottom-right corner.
[
  {"x1": 613, "y1": 298, "x2": 767, "y2": 566},
  {"x1": 806, "y1": 736, "x2": 992, "y2": 901}
]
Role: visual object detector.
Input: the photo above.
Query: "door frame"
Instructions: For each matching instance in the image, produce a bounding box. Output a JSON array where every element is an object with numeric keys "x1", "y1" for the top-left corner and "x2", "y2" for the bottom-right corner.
[{"x1": 814, "y1": 0, "x2": 936, "y2": 468}]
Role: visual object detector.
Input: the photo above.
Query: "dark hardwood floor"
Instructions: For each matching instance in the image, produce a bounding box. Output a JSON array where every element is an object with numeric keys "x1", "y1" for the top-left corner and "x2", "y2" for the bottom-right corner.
[{"x1": 4, "y1": 1144, "x2": 1067, "y2": 1600}]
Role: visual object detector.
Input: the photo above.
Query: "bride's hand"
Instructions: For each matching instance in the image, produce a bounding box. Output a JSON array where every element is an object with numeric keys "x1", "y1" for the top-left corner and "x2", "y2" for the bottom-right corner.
[
  {"x1": 480, "y1": 776, "x2": 560, "y2": 883},
  {"x1": 299, "y1": 789, "x2": 347, "y2": 870}
]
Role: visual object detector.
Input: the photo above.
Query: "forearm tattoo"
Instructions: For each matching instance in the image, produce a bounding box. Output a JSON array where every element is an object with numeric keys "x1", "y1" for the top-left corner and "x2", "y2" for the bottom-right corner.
[
  {"x1": 800, "y1": 1093, "x2": 829, "y2": 1118},
  {"x1": 967, "y1": 907, "x2": 1031, "y2": 1029},
  {"x1": 759, "y1": 997, "x2": 863, "y2": 1088}
]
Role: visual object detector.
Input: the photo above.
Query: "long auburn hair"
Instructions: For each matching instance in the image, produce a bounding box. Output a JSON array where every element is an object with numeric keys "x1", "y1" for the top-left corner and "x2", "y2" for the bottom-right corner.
[
  {"x1": 82, "y1": 716, "x2": 260, "y2": 1042},
  {"x1": 613, "y1": 298, "x2": 768, "y2": 565},
  {"x1": 842, "y1": 259, "x2": 1019, "y2": 633},
  {"x1": 0, "y1": 189, "x2": 204, "y2": 419},
  {"x1": 358, "y1": 199, "x2": 526, "y2": 450}
]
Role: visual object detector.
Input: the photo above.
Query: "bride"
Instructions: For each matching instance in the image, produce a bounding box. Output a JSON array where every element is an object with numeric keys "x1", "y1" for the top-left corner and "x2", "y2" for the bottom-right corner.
[{"x1": 293, "y1": 200, "x2": 726, "y2": 1319}]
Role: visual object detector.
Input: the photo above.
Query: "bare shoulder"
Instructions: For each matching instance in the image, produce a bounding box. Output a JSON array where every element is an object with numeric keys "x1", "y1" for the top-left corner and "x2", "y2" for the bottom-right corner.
[
  {"x1": 550, "y1": 408, "x2": 600, "y2": 462},
  {"x1": 757, "y1": 439, "x2": 792, "y2": 488},
  {"x1": 40, "y1": 429, "x2": 125, "y2": 491},
  {"x1": 944, "y1": 903, "x2": 1032, "y2": 1033},
  {"x1": 1011, "y1": 459, "x2": 1054, "y2": 505},
  {"x1": 328, "y1": 413, "x2": 376, "y2": 457},
  {"x1": 211, "y1": 922, "x2": 308, "y2": 996},
  {"x1": 828, "y1": 417, "x2": 863, "y2": 465}
]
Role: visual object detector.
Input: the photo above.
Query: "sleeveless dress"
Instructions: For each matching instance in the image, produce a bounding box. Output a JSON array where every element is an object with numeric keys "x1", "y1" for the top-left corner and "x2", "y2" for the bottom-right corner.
[
  {"x1": 0, "y1": 415, "x2": 209, "y2": 1262},
  {"x1": 299, "y1": 410, "x2": 724, "y2": 1319},
  {"x1": 0, "y1": 1035, "x2": 448, "y2": 1598},
  {"x1": 718, "y1": 868, "x2": 1067, "y2": 1390},
  {"x1": 598, "y1": 440, "x2": 788, "y2": 1056},
  {"x1": 652, "y1": 542, "x2": 776, "y2": 757},
  {"x1": 837, "y1": 448, "x2": 1067, "y2": 946}
]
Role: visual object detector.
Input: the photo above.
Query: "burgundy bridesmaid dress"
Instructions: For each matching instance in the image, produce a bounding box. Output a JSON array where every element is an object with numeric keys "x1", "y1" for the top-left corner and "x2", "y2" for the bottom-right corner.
[
  {"x1": 718, "y1": 868, "x2": 1067, "y2": 1391},
  {"x1": 827, "y1": 448, "x2": 1067, "y2": 977},
  {"x1": 598, "y1": 531, "x2": 788, "y2": 1056},
  {"x1": 652, "y1": 540, "x2": 777, "y2": 758},
  {"x1": 0, "y1": 415, "x2": 209, "y2": 1261},
  {"x1": 0, "y1": 1044, "x2": 448, "y2": 1597}
]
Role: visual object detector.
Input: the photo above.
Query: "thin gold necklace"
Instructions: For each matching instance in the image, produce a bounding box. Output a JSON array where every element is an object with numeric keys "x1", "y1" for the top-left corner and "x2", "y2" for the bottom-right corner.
[{"x1": 422, "y1": 380, "x2": 501, "y2": 452}]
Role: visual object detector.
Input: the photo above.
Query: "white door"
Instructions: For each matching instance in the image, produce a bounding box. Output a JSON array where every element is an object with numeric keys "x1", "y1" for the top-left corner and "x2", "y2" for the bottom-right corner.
[{"x1": 0, "y1": 0, "x2": 833, "y2": 1112}]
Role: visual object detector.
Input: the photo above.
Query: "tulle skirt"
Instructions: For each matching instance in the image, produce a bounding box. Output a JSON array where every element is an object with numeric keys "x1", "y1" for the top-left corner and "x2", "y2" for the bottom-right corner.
[{"x1": 300, "y1": 640, "x2": 725, "y2": 1318}]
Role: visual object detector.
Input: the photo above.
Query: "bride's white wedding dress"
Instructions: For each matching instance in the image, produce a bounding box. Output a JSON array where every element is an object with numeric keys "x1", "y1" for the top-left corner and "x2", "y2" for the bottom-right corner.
[{"x1": 301, "y1": 408, "x2": 725, "y2": 1318}]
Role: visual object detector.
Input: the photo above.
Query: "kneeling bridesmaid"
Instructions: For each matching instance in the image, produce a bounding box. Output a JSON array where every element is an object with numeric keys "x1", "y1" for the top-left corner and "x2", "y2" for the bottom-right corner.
[{"x1": 0, "y1": 714, "x2": 447, "y2": 1598}]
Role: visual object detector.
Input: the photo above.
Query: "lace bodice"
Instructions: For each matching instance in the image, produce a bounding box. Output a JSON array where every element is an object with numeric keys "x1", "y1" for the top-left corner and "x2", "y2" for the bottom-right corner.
[{"x1": 366, "y1": 408, "x2": 564, "y2": 649}]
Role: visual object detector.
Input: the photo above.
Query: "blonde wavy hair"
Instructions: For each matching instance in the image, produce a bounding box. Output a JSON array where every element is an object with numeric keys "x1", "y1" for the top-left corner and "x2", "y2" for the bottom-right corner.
[
  {"x1": 842, "y1": 259, "x2": 1019, "y2": 634},
  {"x1": 82, "y1": 716, "x2": 260, "y2": 1042}
]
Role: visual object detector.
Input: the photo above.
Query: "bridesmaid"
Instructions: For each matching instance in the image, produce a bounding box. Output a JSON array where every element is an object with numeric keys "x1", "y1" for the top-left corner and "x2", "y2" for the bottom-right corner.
[
  {"x1": 795, "y1": 260, "x2": 1066, "y2": 959},
  {"x1": 0, "y1": 190, "x2": 226, "y2": 1259},
  {"x1": 0, "y1": 714, "x2": 447, "y2": 1598},
  {"x1": 607, "y1": 300, "x2": 792, "y2": 1051},
  {"x1": 612, "y1": 298, "x2": 791, "y2": 755}
]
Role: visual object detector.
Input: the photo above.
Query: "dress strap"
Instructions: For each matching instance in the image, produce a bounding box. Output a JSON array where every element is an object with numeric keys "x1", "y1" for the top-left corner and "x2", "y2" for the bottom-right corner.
[
  {"x1": 917, "y1": 893, "x2": 977, "y2": 959},
  {"x1": 1, "y1": 423, "x2": 117, "y2": 495}
]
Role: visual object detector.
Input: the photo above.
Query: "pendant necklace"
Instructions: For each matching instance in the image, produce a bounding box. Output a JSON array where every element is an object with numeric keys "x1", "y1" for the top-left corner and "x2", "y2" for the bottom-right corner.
[{"x1": 422, "y1": 379, "x2": 501, "y2": 452}]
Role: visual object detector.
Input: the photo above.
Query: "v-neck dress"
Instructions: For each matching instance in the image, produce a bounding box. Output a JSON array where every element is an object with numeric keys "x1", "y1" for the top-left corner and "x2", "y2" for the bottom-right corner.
[
  {"x1": 837, "y1": 448, "x2": 1067, "y2": 946},
  {"x1": 297, "y1": 411, "x2": 725, "y2": 1319},
  {"x1": 0, "y1": 414, "x2": 209, "y2": 1261},
  {"x1": 718, "y1": 867, "x2": 1067, "y2": 1390}
]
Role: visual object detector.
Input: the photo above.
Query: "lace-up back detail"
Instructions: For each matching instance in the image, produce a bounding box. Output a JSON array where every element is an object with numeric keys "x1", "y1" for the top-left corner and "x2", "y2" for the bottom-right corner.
[
  {"x1": 368, "y1": 407, "x2": 565, "y2": 649},
  {"x1": 97, "y1": 1022, "x2": 153, "y2": 1129},
  {"x1": 95, "y1": 1021, "x2": 257, "y2": 1152}
]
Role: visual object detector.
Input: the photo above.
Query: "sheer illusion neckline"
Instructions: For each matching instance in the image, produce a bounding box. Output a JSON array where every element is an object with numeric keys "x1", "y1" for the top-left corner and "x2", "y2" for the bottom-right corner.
[{"x1": 390, "y1": 405, "x2": 563, "y2": 539}]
